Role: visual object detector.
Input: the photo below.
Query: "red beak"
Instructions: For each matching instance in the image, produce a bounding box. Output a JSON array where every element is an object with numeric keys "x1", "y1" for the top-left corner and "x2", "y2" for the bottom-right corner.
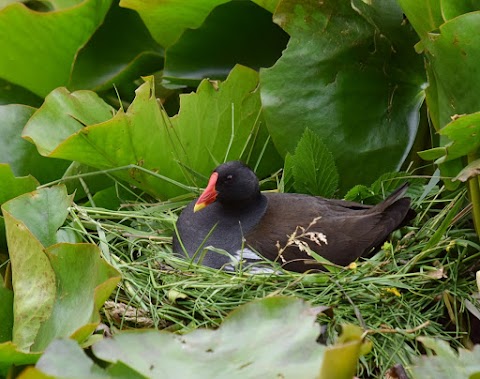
[{"x1": 194, "y1": 172, "x2": 218, "y2": 212}]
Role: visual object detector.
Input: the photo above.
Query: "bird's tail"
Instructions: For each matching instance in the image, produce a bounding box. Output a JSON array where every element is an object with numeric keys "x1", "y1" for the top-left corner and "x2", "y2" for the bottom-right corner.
[{"x1": 375, "y1": 183, "x2": 415, "y2": 227}]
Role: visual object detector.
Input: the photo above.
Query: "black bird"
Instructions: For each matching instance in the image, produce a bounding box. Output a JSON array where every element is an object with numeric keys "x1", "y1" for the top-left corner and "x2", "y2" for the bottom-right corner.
[{"x1": 173, "y1": 161, "x2": 413, "y2": 273}]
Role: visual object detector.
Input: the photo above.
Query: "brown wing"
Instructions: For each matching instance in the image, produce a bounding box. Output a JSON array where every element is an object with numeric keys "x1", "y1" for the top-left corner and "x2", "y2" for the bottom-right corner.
[{"x1": 244, "y1": 192, "x2": 411, "y2": 272}]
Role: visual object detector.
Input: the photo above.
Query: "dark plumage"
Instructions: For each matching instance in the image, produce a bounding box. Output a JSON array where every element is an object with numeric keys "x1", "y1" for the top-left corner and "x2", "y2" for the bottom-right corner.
[{"x1": 173, "y1": 161, "x2": 413, "y2": 273}]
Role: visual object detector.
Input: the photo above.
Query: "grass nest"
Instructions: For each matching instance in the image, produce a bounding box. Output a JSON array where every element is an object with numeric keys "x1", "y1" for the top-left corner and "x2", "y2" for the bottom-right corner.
[{"x1": 69, "y1": 180, "x2": 480, "y2": 377}]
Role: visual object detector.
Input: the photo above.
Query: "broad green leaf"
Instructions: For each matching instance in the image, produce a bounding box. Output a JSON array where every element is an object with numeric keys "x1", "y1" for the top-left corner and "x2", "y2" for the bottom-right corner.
[
  {"x1": 32, "y1": 244, "x2": 121, "y2": 351},
  {"x1": 163, "y1": 1, "x2": 288, "y2": 86},
  {"x1": 3, "y1": 200, "x2": 56, "y2": 352},
  {"x1": 420, "y1": 12, "x2": 480, "y2": 131},
  {"x1": 260, "y1": 0, "x2": 425, "y2": 193},
  {"x1": 407, "y1": 11, "x2": 480, "y2": 185},
  {"x1": 2, "y1": 185, "x2": 120, "y2": 353},
  {"x1": 28, "y1": 298, "x2": 327, "y2": 378},
  {"x1": 23, "y1": 66, "x2": 282, "y2": 199},
  {"x1": 0, "y1": 0, "x2": 112, "y2": 97},
  {"x1": 0, "y1": 105, "x2": 70, "y2": 183},
  {"x1": 3, "y1": 186, "x2": 73, "y2": 248},
  {"x1": 289, "y1": 129, "x2": 339, "y2": 197},
  {"x1": 119, "y1": 0, "x2": 230, "y2": 48},
  {"x1": 169, "y1": 65, "x2": 282, "y2": 182},
  {"x1": 70, "y1": 3, "x2": 164, "y2": 92},
  {"x1": 92, "y1": 297, "x2": 325, "y2": 378},
  {"x1": 0, "y1": 342, "x2": 41, "y2": 377},
  {"x1": 23, "y1": 89, "x2": 115, "y2": 156},
  {"x1": 411, "y1": 338, "x2": 480, "y2": 378}
]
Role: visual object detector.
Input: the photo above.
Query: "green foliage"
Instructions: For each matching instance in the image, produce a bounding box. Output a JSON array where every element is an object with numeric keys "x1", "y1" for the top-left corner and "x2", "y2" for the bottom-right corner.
[
  {"x1": 0, "y1": 186, "x2": 120, "y2": 374},
  {"x1": 64, "y1": 182, "x2": 478, "y2": 377},
  {"x1": 286, "y1": 129, "x2": 339, "y2": 197},
  {"x1": 20, "y1": 298, "x2": 370, "y2": 379},
  {"x1": 261, "y1": 0, "x2": 425, "y2": 193},
  {"x1": 411, "y1": 338, "x2": 480, "y2": 379},
  {"x1": 69, "y1": 3, "x2": 164, "y2": 93},
  {"x1": 0, "y1": 164, "x2": 39, "y2": 248},
  {"x1": 163, "y1": 1, "x2": 288, "y2": 86},
  {"x1": 400, "y1": 0, "x2": 480, "y2": 236},
  {"x1": 0, "y1": 105, "x2": 69, "y2": 183},
  {"x1": 0, "y1": 0, "x2": 112, "y2": 97},
  {"x1": 120, "y1": 0, "x2": 230, "y2": 48},
  {"x1": 419, "y1": 113, "x2": 480, "y2": 164},
  {"x1": 23, "y1": 67, "x2": 281, "y2": 199},
  {"x1": 1, "y1": 0, "x2": 480, "y2": 376},
  {"x1": 0, "y1": 283, "x2": 13, "y2": 343}
]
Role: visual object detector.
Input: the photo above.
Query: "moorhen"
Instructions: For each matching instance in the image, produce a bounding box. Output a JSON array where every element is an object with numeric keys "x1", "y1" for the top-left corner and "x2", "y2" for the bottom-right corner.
[{"x1": 173, "y1": 161, "x2": 413, "y2": 273}]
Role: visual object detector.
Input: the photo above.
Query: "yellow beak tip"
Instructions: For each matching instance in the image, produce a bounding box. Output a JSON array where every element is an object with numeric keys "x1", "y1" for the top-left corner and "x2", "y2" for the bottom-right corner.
[{"x1": 193, "y1": 203, "x2": 206, "y2": 213}]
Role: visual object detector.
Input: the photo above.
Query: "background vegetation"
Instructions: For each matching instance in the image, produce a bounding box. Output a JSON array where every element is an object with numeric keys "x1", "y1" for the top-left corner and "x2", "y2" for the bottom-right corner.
[{"x1": 1, "y1": 0, "x2": 480, "y2": 378}]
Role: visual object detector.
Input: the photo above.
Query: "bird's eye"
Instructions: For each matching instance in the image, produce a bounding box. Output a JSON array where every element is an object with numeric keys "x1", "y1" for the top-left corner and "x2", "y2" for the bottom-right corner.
[{"x1": 225, "y1": 174, "x2": 233, "y2": 181}]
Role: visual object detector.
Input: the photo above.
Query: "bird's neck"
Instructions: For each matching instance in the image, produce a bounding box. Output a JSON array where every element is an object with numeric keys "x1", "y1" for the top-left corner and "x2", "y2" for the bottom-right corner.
[{"x1": 220, "y1": 193, "x2": 265, "y2": 214}]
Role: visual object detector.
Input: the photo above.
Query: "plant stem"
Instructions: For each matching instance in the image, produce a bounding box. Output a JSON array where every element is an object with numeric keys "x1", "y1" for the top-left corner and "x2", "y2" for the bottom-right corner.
[{"x1": 467, "y1": 152, "x2": 480, "y2": 239}]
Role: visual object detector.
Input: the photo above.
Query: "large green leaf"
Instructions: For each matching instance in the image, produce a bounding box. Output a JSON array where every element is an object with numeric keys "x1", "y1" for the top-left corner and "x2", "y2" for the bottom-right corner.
[
  {"x1": 23, "y1": 65, "x2": 282, "y2": 199},
  {"x1": 411, "y1": 338, "x2": 480, "y2": 379},
  {"x1": 23, "y1": 89, "x2": 115, "y2": 156},
  {"x1": 28, "y1": 298, "x2": 369, "y2": 379},
  {"x1": 3, "y1": 186, "x2": 73, "y2": 248},
  {"x1": 70, "y1": 3, "x2": 164, "y2": 92},
  {"x1": 0, "y1": 0, "x2": 112, "y2": 97},
  {"x1": 260, "y1": 0, "x2": 425, "y2": 193},
  {"x1": 94, "y1": 297, "x2": 325, "y2": 378},
  {"x1": 32, "y1": 243, "x2": 120, "y2": 351},
  {"x1": 168, "y1": 65, "x2": 282, "y2": 182},
  {"x1": 401, "y1": 7, "x2": 480, "y2": 184},
  {"x1": 163, "y1": 1, "x2": 288, "y2": 86},
  {"x1": 119, "y1": 0, "x2": 230, "y2": 48},
  {"x1": 2, "y1": 186, "x2": 120, "y2": 353},
  {"x1": 0, "y1": 105, "x2": 70, "y2": 183},
  {"x1": 3, "y1": 196, "x2": 57, "y2": 352},
  {"x1": 30, "y1": 298, "x2": 325, "y2": 378},
  {"x1": 419, "y1": 11, "x2": 480, "y2": 131}
]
